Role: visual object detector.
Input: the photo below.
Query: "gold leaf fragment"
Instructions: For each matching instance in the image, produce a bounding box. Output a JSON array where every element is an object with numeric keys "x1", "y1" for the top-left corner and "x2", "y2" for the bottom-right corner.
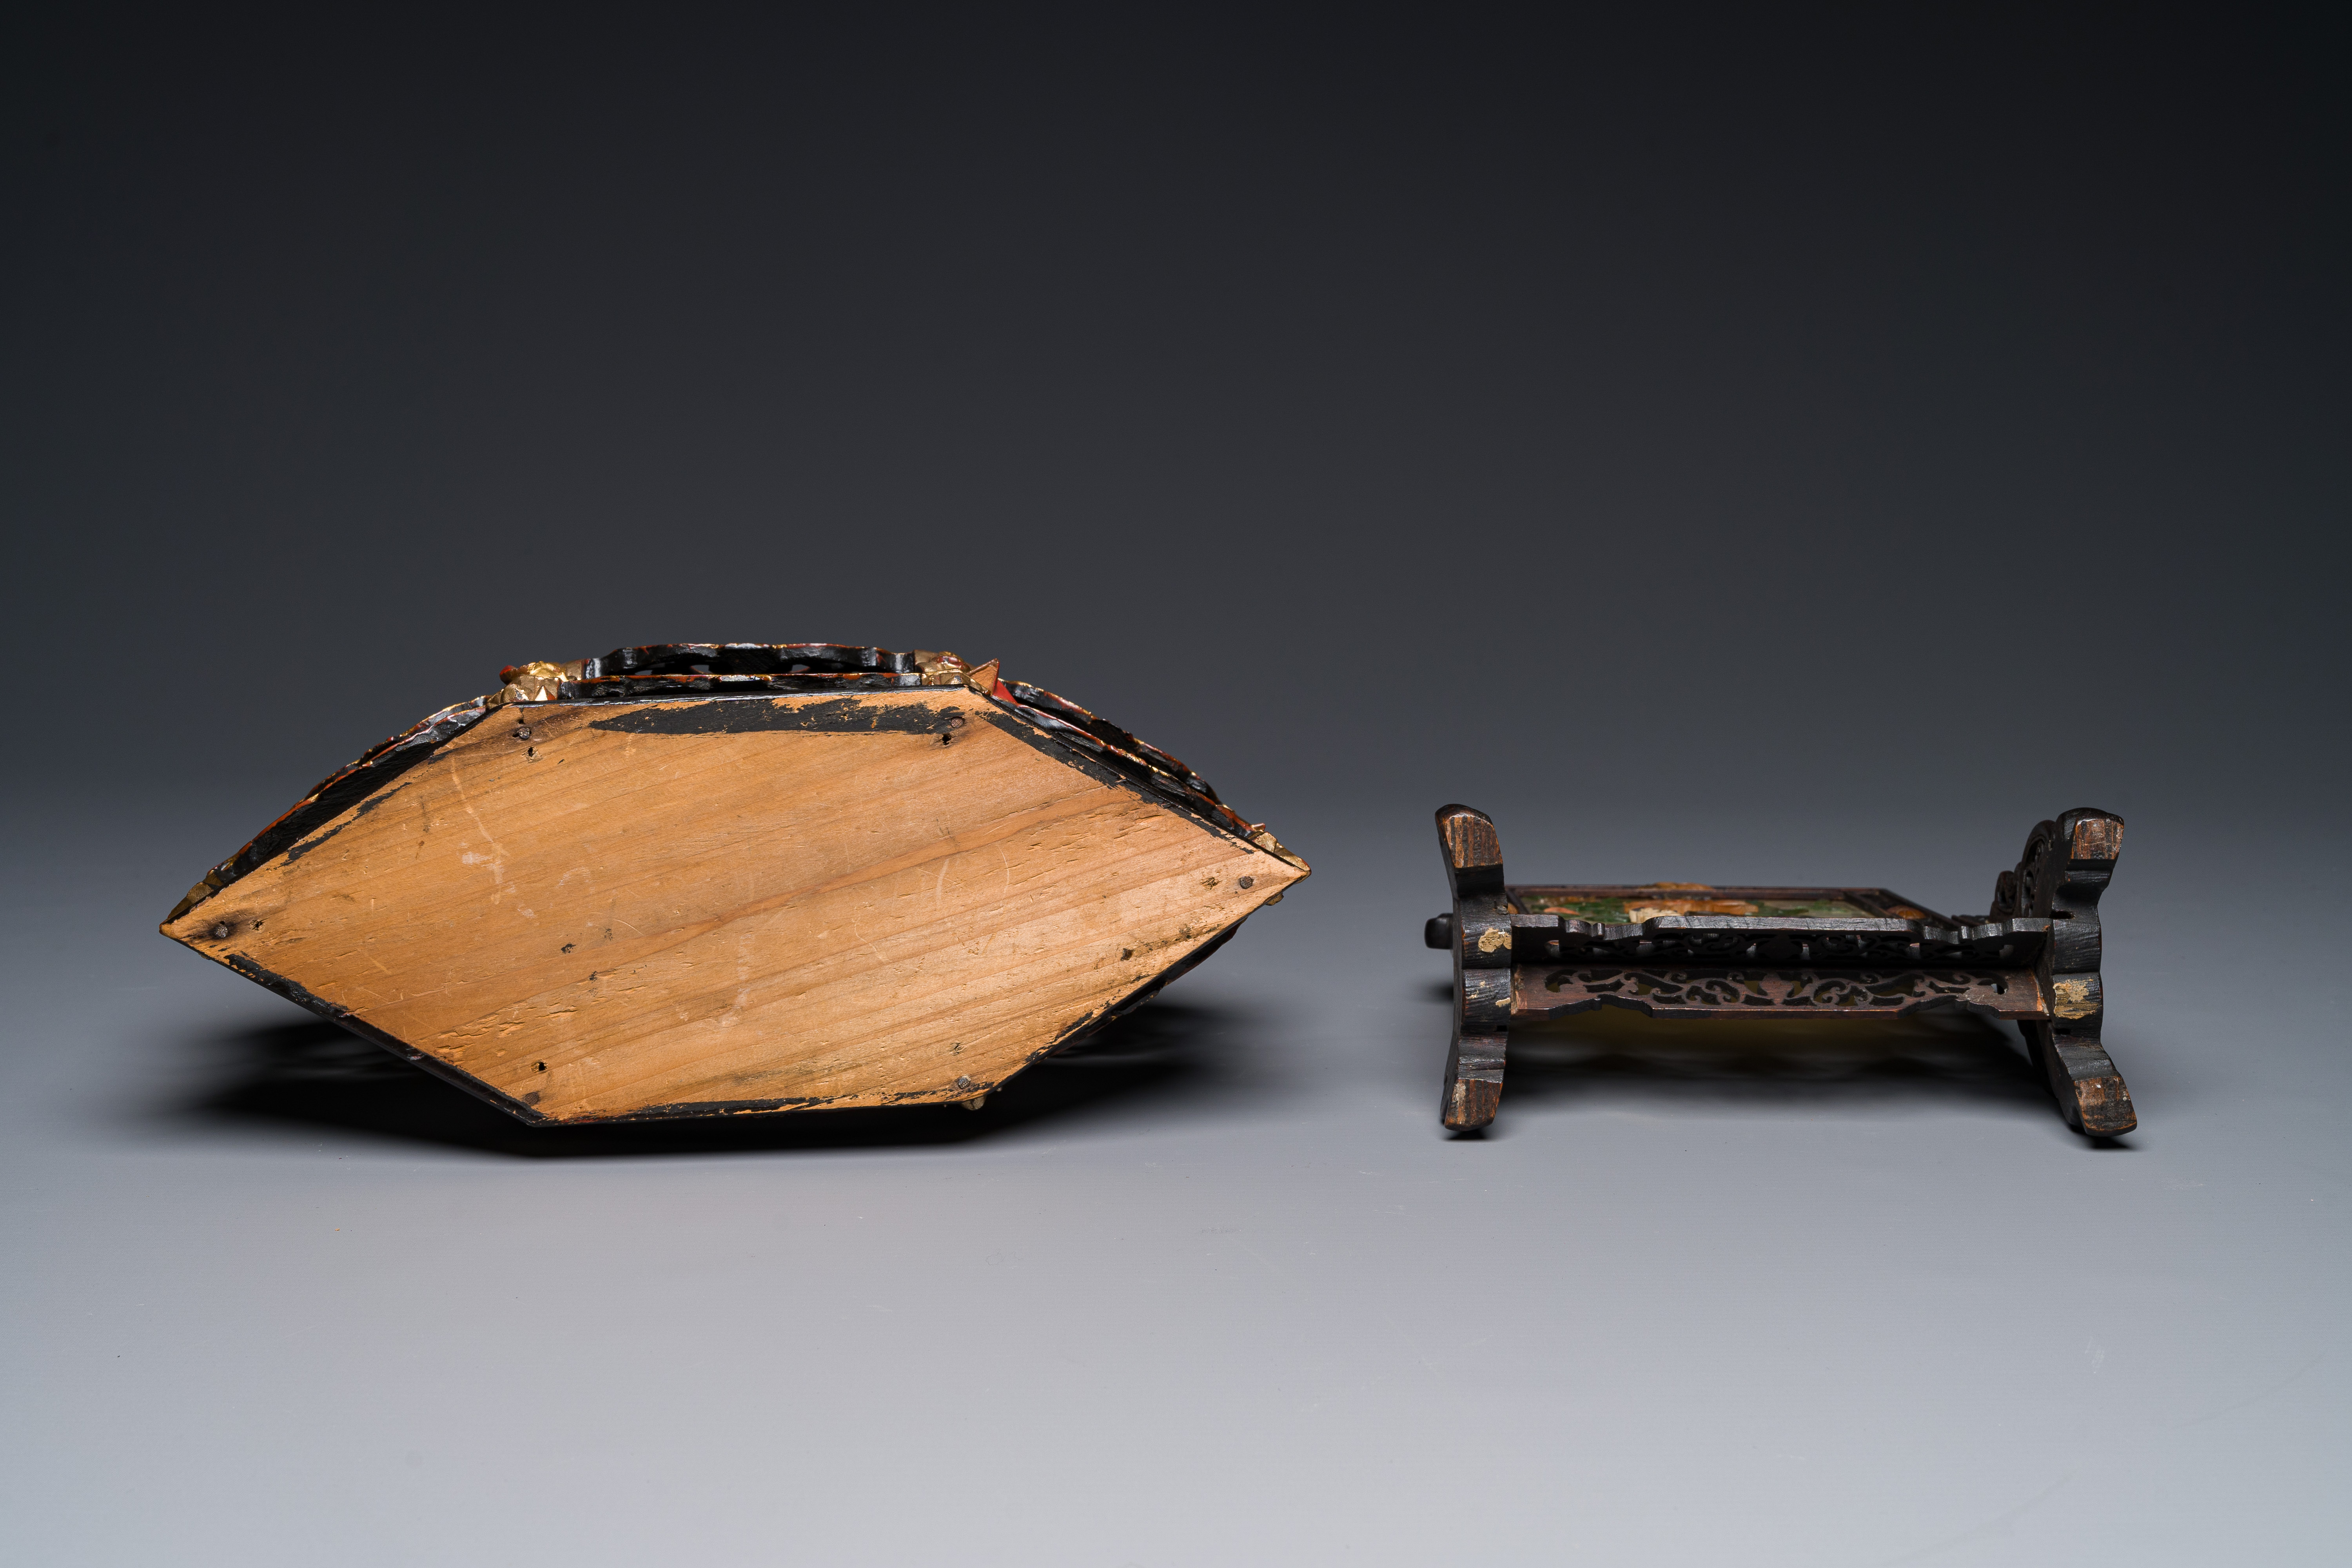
[
  {"x1": 2052, "y1": 977, "x2": 2100, "y2": 1020},
  {"x1": 912, "y1": 650, "x2": 971, "y2": 687},
  {"x1": 1248, "y1": 828, "x2": 1310, "y2": 872},
  {"x1": 499, "y1": 661, "x2": 566, "y2": 704}
]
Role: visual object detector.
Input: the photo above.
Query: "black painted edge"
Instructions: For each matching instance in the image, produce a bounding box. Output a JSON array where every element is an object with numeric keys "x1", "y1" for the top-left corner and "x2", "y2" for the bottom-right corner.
[
  {"x1": 1040, "y1": 918, "x2": 1247, "y2": 1057},
  {"x1": 585, "y1": 693, "x2": 964, "y2": 737},
  {"x1": 219, "y1": 952, "x2": 551, "y2": 1125},
  {"x1": 166, "y1": 696, "x2": 492, "y2": 921}
]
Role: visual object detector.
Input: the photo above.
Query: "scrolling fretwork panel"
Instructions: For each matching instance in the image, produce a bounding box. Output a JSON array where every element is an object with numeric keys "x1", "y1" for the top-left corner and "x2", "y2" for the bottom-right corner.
[{"x1": 1531, "y1": 966, "x2": 2037, "y2": 1017}]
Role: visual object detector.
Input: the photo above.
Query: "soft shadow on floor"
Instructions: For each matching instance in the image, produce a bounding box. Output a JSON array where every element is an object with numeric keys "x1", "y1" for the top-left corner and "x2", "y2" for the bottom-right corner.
[
  {"x1": 1495, "y1": 1004, "x2": 2049, "y2": 1114},
  {"x1": 162, "y1": 1000, "x2": 1256, "y2": 1158}
]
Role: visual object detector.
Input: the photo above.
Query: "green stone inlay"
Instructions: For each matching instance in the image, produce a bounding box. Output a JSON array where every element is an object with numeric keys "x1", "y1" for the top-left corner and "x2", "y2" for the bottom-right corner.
[{"x1": 1514, "y1": 891, "x2": 1875, "y2": 923}]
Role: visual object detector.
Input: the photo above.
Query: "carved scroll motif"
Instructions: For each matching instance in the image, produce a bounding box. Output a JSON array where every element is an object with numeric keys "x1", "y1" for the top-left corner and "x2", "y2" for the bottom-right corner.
[
  {"x1": 1991, "y1": 818, "x2": 2063, "y2": 919},
  {"x1": 1542, "y1": 967, "x2": 2010, "y2": 1010}
]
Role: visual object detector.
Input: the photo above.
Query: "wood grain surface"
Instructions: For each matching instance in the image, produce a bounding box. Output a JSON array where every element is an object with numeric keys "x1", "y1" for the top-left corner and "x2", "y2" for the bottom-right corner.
[{"x1": 163, "y1": 690, "x2": 1303, "y2": 1122}]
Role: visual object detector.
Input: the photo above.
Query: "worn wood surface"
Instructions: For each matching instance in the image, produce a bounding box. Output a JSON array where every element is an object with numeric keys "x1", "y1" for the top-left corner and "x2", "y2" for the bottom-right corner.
[
  {"x1": 2000, "y1": 808, "x2": 2134, "y2": 1136},
  {"x1": 164, "y1": 688, "x2": 1303, "y2": 1123},
  {"x1": 1434, "y1": 804, "x2": 1510, "y2": 1131}
]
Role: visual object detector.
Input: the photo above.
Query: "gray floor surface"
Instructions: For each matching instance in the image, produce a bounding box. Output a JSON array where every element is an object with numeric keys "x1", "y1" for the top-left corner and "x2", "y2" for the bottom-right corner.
[{"x1": 5, "y1": 803, "x2": 2345, "y2": 1565}]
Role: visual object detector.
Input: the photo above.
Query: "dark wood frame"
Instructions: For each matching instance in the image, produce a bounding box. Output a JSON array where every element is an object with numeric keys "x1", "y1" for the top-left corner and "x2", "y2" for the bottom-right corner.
[{"x1": 1425, "y1": 805, "x2": 2133, "y2": 1138}]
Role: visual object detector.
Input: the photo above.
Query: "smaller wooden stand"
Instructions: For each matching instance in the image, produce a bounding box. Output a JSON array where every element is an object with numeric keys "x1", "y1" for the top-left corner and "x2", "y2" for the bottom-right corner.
[{"x1": 1425, "y1": 805, "x2": 2133, "y2": 1138}]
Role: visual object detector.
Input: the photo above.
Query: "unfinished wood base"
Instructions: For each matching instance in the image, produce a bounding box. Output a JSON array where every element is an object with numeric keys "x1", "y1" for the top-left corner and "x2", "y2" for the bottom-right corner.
[{"x1": 165, "y1": 677, "x2": 1305, "y2": 1123}]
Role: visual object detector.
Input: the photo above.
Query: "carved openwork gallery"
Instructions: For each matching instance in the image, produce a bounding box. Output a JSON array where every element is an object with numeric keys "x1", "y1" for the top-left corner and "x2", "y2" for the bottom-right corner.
[{"x1": 1424, "y1": 804, "x2": 2132, "y2": 1137}]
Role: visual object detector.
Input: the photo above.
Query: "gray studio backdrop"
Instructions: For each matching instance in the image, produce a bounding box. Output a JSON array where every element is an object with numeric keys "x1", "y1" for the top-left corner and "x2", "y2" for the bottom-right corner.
[{"x1": 5, "y1": 10, "x2": 2345, "y2": 1565}]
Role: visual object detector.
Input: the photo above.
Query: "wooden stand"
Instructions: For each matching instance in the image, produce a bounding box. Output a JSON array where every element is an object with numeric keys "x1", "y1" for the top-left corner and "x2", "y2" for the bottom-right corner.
[
  {"x1": 1426, "y1": 805, "x2": 2133, "y2": 1137},
  {"x1": 161, "y1": 644, "x2": 1307, "y2": 1125}
]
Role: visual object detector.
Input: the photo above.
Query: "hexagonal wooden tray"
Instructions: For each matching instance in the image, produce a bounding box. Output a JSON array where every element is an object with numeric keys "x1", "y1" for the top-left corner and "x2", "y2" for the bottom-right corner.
[{"x1": 163, "y1": 643, "x2": 1307, "y2": 1125}]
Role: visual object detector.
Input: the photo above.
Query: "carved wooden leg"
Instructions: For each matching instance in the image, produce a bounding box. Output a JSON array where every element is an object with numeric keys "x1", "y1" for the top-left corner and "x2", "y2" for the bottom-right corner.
[
  {"x1": 2022, "y1": 1020, "x2": 2137, "y2": 1136},
  {"x1": 1443, "y1": 1024, "x2": 1506, "y2": 1131},
  {"x1": 1995, "y1": 808, "x2": 2137, "y2": 1137},
  {"x1": 1436, "y1": 804, "x2": 1514, "y2": 1132}
]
